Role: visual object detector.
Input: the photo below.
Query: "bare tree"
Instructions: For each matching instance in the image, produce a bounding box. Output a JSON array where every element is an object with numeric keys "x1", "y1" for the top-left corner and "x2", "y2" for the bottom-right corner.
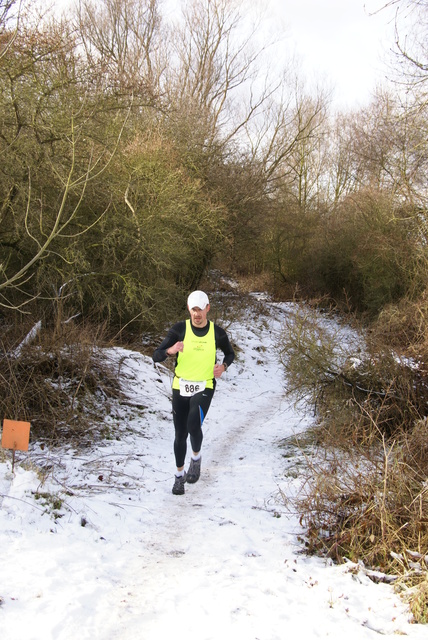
[
  {"x1": 164, "y1": 0, "x2": 275, "y2": 149},
  {"x1": 374, "y1": 1, "x2": 428, "y2": 92},
  {"x1": 0, "y1": 0, "x2": 22, "y2": 58},
  {"x1": 256, "y1": 80, "x2": 329, "y2": 207},
  {"x1": 76, "y1": 0, "x2": 164, "y2": 98}
]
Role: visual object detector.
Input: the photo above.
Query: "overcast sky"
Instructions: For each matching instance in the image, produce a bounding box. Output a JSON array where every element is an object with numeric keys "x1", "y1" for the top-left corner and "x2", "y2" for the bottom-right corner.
[{"x1": 264, "y1": 0, "x2": 397, "y2": 109}]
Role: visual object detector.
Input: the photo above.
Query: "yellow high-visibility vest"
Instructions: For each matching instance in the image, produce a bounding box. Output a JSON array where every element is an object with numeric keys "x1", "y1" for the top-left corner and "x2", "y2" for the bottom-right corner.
[{"x1": 173, "y1": 320, "x2": 216, "y2": 390}]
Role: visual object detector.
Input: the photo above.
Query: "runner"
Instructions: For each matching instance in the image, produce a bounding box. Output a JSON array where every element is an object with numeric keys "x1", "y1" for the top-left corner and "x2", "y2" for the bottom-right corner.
[{"x1": 153, "y1": 290, "x2": 235, "y2": 494}]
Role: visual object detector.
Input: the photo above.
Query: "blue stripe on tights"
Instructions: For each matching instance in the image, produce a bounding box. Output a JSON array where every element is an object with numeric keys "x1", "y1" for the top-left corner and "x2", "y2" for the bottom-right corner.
[{"x1": 199, "y1": 406, "x2": 205, "y2": 424}]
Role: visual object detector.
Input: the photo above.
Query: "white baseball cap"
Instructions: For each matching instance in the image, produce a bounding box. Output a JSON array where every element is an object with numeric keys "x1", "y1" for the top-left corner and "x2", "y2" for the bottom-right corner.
[{"x1": 187, "y1": 290, "x2": 209, "y2": 310}]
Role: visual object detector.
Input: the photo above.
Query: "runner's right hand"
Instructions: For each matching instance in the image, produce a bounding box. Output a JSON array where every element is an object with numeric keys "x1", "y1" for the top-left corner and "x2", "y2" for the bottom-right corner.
[{"x1": 168, "y1": 341, "x2": 184, "y2": 355}]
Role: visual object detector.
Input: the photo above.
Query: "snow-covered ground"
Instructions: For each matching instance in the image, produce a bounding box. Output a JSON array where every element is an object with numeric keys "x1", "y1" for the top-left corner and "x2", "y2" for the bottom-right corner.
[{"x1": 0, "y1": 292, "x2": 426, "y2": 639}]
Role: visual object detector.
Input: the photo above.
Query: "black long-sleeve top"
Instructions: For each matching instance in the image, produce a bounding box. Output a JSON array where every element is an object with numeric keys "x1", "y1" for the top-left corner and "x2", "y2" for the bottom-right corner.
[{"x1": 152, "y1": 320, "x2": 235, "y2": 369}]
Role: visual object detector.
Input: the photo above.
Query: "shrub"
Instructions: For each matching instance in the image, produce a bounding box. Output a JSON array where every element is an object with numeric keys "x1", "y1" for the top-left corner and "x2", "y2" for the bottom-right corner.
[
  {"x1": 279, "y1": 304, "x2": 428, "y2": 622},
  {"x1": 0, "y1": 320, "x2": 123, "y2": 444},
  {"x1": 279, "y1": 304, "x2": 428, "y2": 442},
  {"x1": 371, "y1": 292, "x2": 428, "y2": 362},
  {"x1": 294, "y1": 191, "x2": 425, "y2": 316}
]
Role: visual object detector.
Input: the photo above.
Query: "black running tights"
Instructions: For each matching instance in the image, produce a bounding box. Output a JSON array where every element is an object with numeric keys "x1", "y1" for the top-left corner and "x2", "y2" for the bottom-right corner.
[{"x1": 172, "y1": 388, "x2": 214, "y2": 468}]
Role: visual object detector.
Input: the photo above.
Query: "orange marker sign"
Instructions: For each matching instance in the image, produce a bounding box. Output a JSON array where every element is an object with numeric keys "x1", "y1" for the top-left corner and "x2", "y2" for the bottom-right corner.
[{"x1": 1, "y1": 419, "x2": 31, "y2": 451}]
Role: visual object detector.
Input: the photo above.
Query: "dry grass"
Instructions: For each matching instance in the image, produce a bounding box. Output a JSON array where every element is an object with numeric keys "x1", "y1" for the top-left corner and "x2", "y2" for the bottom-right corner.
[
  {"x1": 279, "y1": 304, "x2": 428, "y2": 622},
  {"x1": 0, "y1": 320, "x2": 124, "y2": 444},
  {"x1": 289, "y1": 427, "x2": 428, "y2": 622},
  {"x1": 371, "y1": 293, "x2": 428, "y2": 354}
]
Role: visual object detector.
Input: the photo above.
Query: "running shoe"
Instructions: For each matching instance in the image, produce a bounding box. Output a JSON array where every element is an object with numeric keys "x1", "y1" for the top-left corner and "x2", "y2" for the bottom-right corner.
[
  {"x1": 172, "y1": 472, "x2": 187, "y2": 495},
  {"x1": 187, "y1": 457, "x2": 201, "y2": 484}
]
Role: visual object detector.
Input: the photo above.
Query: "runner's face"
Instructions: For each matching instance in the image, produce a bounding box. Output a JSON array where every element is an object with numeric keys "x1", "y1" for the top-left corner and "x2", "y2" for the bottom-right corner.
[{"x1": 188, "y1": 305, "x2": 209, "y2": 327}]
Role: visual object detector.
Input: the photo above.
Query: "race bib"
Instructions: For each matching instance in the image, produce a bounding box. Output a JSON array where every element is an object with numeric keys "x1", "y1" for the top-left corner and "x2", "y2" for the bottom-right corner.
[{"x1": 178, "y1": 378, "x2": 206, "y2": 397}]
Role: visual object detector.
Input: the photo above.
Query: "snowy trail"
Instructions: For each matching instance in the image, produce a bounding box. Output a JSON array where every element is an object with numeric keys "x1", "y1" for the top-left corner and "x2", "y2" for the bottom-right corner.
[
  {"x1": 102, "y1": 302, "x2": 298, "y2": 639},
  {"x1": 0, "y1": 295, "x2": 426, "y2": 639}
]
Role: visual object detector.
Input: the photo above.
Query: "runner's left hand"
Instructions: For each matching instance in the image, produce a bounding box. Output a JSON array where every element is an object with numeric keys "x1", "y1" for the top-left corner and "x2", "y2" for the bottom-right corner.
[{"x1": 213, "y1": 363, "x2": 225, "y2": 378}]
